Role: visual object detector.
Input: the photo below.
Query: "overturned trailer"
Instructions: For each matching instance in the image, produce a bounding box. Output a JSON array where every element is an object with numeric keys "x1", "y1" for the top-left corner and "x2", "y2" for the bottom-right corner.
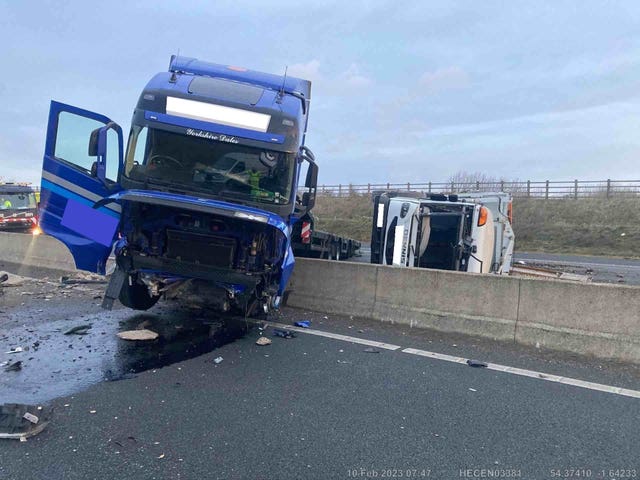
[{"x1": 371, "y1": 191, "x2": 514, "y2": 274}]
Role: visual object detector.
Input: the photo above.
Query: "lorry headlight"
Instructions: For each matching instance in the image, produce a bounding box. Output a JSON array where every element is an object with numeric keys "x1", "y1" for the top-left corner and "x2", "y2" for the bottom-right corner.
[{"x1": 234, "y1": 211, "x2": 268, "y2": 223}]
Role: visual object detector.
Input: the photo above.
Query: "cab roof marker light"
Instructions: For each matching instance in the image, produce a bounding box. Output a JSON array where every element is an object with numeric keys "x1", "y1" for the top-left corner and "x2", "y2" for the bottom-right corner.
[
  {"x1": 166, "y1": 97, "x2": 271, "y2": 132},
  {"x1": 233, "y1": 211, "x2": 268, "y2": 223}
]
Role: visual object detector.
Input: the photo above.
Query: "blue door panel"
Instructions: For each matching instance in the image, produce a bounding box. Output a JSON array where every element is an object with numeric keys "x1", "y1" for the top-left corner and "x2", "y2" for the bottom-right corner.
[{"x1": 40, "y1": 101, "x2": 123, "y2": 274}]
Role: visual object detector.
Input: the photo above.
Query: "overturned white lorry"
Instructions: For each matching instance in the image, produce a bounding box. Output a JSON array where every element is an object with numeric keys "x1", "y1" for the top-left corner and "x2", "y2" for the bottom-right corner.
[{"x1": 370, "y1": 191, "x2": 514, "y2": 275}]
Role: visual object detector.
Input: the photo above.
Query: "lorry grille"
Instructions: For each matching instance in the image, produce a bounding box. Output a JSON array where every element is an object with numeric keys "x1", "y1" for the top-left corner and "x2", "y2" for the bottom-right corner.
[{"x1": 166, "y1": 230, "x2": 236, "y2": 268}]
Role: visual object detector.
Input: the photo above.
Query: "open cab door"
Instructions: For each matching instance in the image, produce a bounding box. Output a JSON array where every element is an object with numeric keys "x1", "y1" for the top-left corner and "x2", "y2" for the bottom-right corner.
[{"x1": 39, "y1": 101, "x2": 123, "y2": 274}]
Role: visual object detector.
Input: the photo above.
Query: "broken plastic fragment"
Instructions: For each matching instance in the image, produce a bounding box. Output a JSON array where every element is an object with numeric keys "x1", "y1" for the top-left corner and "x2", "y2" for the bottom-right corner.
[
  {"x1": 466, "y1": 359, "x2": 488, "y2": 368},
  {"x1": 5, "y1": 347, "x2": 23, "y2": 354},
  {"x1": 273, "y1": 329, "x2": 296, "y2": 339},
  {"x1": 4, "y1": 361, "x2": 22, "y2": 372},
  {"x1": 256, "y1": 337, "x2": 272, "y2": 346},
  {"x1": 117, "y1": 329, "x2": 159, "y2": 341},
  {"x1": 0, "y1": 404, "x2": 52, "y2": 441},
  {"x1": 213, "y1": 357, "x2": 223, "y2": 364},
  {"x1": 294, "y1": 320, "x2": 311, "y2": 328},
  {"x1": 64, "y1": 324, "x2": 92, "y2": 336}
]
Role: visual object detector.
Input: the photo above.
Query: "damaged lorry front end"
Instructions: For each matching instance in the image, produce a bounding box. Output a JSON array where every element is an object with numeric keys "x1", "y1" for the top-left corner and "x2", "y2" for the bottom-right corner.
[
  {"x1": 38, "y1": 55, "x2": 317, "y2": 315},
  {"x1": 102, "y1": 190, "x2": 294, "y2": 314}
]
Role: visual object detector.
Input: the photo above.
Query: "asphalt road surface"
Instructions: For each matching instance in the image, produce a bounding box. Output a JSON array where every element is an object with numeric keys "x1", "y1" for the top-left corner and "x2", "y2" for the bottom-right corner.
[
  {"x1": 513, "y1": 252, "x2": 640, "y2": 286},
  {"x1": 1, "y1": 266, "x2": 639, "y2": 479},
  {"x1": 353, "y1": 246, "x2": 640, "y2": 285}
]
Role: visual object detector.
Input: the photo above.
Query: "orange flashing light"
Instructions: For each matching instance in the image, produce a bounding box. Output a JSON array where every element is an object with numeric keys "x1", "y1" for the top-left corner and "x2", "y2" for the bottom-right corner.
[{"x1": 478, "y1": 206, "x2": 488, "y2": 227}]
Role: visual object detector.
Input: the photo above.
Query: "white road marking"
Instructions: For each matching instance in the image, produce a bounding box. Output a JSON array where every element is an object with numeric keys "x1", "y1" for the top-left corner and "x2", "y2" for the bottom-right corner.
[
  {"x1": 266, "y1": 322, "x2": 402, "y2": 350},
  {"x1": 266, "y1": 322, "x2": 640, "y2": 399},
  {"x1": 403, "y1": 348, "x2": 640, "y2": 399}
]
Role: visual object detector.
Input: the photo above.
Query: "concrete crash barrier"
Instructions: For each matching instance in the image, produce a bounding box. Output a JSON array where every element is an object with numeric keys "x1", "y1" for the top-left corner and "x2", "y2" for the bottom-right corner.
[
  {"x1": 288, "y1": 258, "x2": 640, "y2": 364},
  {"x1": 0, "y1": 232, "x2": 75, "y2": 272},
  {"x1": 2, "y1": 232, "x2": 639, "y2": 363}
]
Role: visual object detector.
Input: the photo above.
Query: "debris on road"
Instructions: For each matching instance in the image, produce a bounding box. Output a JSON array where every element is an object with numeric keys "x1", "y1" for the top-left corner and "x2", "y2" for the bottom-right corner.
[
  {"x1": 213, "y1": 356, "x2": 224, "y2": 364},
  {"x1": 466, "y1": 359, "x2": 488, "y2": 368},
  {"x1": 363, "y1": 347, "x2": 380, "y2": 353},
  {"x1": 116, "y1": 329, "x2": 159, "y2": 341},
  {"x1": 0, "y1": 272, "x2": 26, "y2": 287},
  {"x1": 5, "y1": 347, "x2": 23, "y2": 354},
  {"x1": 4, "y1": 361, "x2": 22, "y2": 372},
  {"x1": 273, "y1": 328, "x2": 296, "y2": 339},
  {"x1": 60, "y1": 273, "x2": 107, "y2": 285},
  {"x1": 294, "y1": 320, "x2": 311, "y2": 328},
  {"x1": 0, "y1": 404, "x2": 52, "y2": 441},
  {"x1": 64, "y1": 324, "x2": 92, "y2": 336},
  {"x1": 256, "y1": 337, "x2": 272, "y2": 346}
]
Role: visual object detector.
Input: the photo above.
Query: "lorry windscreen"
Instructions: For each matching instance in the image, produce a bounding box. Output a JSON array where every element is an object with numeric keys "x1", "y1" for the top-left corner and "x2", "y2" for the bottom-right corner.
[
  {"x1": 0, "y1": 192, "x2": 37, "y2": 210},
  {"x1": 124, "y1": 126, "x2": 295, "y2": 205}
]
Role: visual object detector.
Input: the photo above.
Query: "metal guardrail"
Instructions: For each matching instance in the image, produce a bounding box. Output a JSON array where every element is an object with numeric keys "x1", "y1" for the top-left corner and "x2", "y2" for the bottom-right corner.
[{"x1": 313, "y1": 180, "x2": 640, "y2": 199}]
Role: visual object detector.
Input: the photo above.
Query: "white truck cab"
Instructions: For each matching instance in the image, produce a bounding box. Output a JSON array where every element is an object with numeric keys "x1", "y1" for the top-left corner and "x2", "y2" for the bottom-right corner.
[{"x1": 370, "y1": 191, "x2": 514, "y2": 275}]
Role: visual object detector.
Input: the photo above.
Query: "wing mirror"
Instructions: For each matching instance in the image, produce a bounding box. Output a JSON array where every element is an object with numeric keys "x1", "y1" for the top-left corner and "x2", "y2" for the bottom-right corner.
[
  {"x1": 298, "y1": 146, "x2": 318, "y2": 214},
  {"x1": 88, "y1": 122, "x2": 122, "y2": 186}
]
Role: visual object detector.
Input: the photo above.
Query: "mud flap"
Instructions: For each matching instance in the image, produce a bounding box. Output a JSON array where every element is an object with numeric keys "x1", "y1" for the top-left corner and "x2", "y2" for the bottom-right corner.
[{"x1": 101, "y1": 267, "x2": 127, "y2": 310}]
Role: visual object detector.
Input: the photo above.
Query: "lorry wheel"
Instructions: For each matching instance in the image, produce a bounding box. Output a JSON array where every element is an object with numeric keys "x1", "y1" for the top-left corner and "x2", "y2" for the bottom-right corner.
[{"x1": 119, "y1": 276, "x2": 160, "y2": 310}]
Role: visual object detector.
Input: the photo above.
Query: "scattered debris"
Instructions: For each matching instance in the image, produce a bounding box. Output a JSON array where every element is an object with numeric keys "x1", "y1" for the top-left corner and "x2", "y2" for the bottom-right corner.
[
  {"x1": 23, "y1": 412, "x2": 39, "y2": 424},
  {"x1": 5, "y1": 347, "x2": 23, "y2": 354},
  {"x1": 468, "y1": 388, "x2": 477, "y2": 392},
  {"x1": 4, "y1": 361, "x2": 22, "y2": 372},
  {"x1": 116, "y1": 329, "x2": 159, "y2": 341},
  {"x1": 255, "y1": 337, "x2": 272, "y2": 346},
  {"x1": 157, "y1": 453, "x2": 165, "y2": 459},
  {"x1": 466, "y1": 359, "x2": 488, "y2": 368},
  {"x1": 273, "y1": 328, "x2": 296, "y2": 339},
  {"x1": 60, "y1": 273, "x2": 107, "y2": 285},
  {"x1": 213, "y1": 356, "x2": 223, "y2": 364},
  {"x1": 0, "y1": 272, "x2": 26, "y2": 287},
  {"x1": 363, "y1": 347, "x2": 380, "y2": 353},
  {"x1": 0, "y1": 404, "x2": 53, "y2": 441},
  {"x1": 294, "y1": 320, "x2": 311, "y2": 328},
  {"x1": 64, "y1": 324, "x2": 92, "y2": 336}
]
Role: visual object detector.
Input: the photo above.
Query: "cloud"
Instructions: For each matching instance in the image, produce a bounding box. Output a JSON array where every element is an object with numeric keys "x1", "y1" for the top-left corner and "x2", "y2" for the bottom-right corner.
[
  {"x1": 339, "y1": 64, "x2": 372, "y2": 88},
  {"x1": 418, "y1": 66, "x2": 470, "y2": 93},
  {"x1": 287, "y1": 59, "x2": 322, "y2": 83},
  {"x1": 286, "y1": 60, "x2": 373, "y2": 94}
]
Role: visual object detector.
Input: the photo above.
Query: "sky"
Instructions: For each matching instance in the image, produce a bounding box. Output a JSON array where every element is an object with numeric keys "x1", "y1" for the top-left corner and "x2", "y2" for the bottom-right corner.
[{"x1": 1, "y1": 0, "x2": 640, "y2": 186}]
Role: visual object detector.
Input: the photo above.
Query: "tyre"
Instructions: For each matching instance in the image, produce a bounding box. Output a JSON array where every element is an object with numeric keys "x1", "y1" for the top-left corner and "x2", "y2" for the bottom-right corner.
[{"x1": 119, "y1": 275, "x2": 160, "y2": 310}]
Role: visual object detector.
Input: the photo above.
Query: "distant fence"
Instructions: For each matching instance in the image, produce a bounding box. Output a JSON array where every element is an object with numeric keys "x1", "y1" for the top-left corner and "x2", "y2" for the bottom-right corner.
[{"x1": 313, "y1": 179, "x2": 640, "y2": 199}]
